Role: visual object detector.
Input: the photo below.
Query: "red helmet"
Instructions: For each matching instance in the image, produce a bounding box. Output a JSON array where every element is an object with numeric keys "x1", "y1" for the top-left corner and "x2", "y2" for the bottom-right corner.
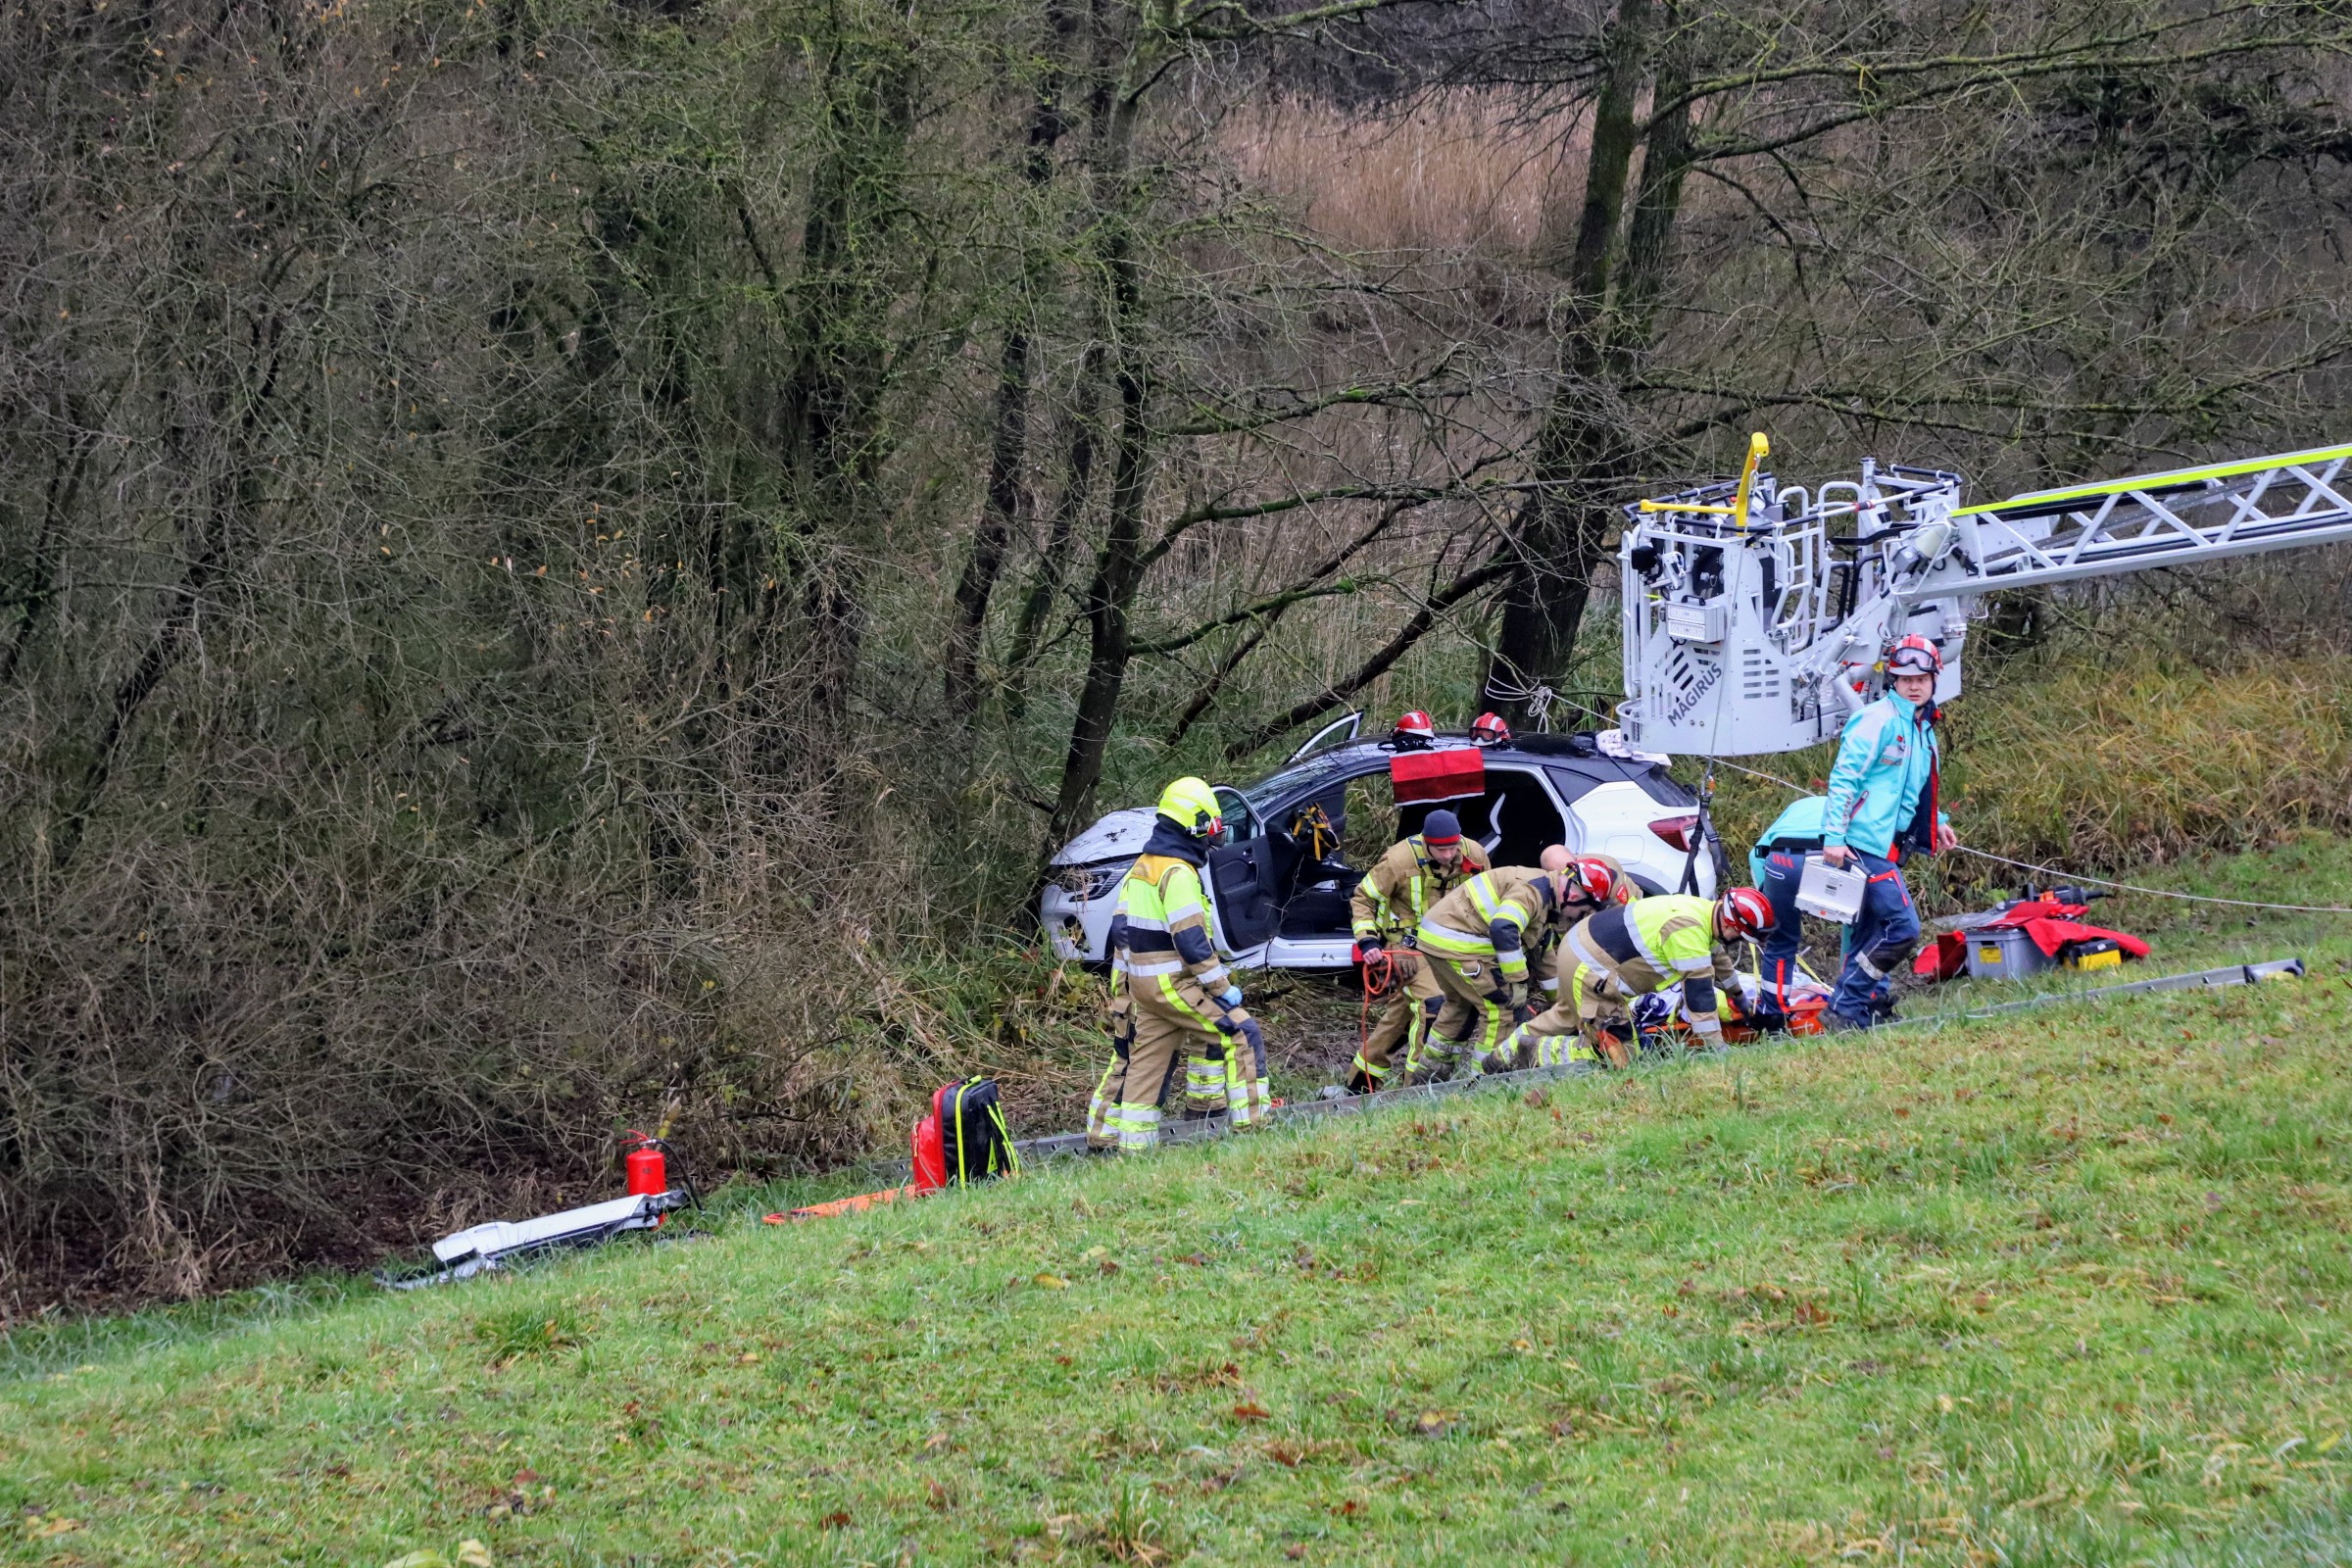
[
  {"x1": 1392, "y1": 710, "x2": 1436, "y2": 748},
  {"x1": 1568, "y1": 855, "x2": 1621, "y2": 906},
  {"x1": 1469, "y1": 711, "x2": 1512, "y2": 746},
  {"x1": 1886, "y1": 633, "x2": 1944, "y2": 677},
  {"x1": 1715, "y1": 887, "x2": 1775, "y2": 941}
]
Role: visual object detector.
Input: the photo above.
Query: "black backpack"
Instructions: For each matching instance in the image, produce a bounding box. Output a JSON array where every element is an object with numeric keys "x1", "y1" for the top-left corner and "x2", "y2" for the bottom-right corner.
[{"x1": 933, "y1": 1076, "x2": 1020, "y2": 1187}]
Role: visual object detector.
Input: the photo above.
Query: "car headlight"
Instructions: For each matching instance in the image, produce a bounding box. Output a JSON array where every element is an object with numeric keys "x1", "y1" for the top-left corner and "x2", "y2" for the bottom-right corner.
[{"x1": 1054, "y1": 861, "x2": 1129, "y2": 903}]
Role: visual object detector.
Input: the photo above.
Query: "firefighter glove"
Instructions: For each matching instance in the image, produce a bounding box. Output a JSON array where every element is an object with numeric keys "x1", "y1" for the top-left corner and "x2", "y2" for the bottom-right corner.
[{"x1": 1214, "y1": 985, "x2": 1245, "y2": 1010}]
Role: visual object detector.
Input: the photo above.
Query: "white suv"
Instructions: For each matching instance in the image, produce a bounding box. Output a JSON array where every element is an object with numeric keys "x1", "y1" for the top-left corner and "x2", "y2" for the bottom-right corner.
[{"x1": 1040, "y1": 717, "x2": 1722, "y2": 971}]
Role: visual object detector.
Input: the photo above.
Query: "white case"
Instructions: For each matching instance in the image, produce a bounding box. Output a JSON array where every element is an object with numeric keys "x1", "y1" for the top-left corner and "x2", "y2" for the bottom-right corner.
[{"x1": 1794, "y1": 855, "x2": 1866, "y2": 923}]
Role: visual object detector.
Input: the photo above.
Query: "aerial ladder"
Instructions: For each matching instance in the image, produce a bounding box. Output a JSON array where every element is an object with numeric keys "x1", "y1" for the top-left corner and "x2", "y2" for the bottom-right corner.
[{"x1": 1616, "y1": 437, "x2": 2352, "y2": 756}]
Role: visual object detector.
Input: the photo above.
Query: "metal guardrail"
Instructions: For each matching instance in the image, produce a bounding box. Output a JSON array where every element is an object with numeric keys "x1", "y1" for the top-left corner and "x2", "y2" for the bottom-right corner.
[{"x1": 868, "y1": 956, "x2": 2308, "y2": 1177}]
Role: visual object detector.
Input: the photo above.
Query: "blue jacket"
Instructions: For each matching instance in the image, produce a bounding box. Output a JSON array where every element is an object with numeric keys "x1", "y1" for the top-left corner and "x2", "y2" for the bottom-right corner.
[
  {"x1": 1748, "y1": 796, "x2": 1828, "y2": 884},
  {"x1": 1822, "y1": 692, "x2": 1944, "y2": 859}
]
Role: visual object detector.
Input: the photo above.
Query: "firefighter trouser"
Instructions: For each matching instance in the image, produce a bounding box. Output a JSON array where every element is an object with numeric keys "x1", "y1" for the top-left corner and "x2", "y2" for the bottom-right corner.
[
  {"x1": 1558, "y1": 962, "x2": 1637, "y2": 1067},
  {"x1": 1410, "y1": 953, "x2": 1515, "y2": 1081},
  {"x1": 1088, "y1": 997, "x2": 1268, "y2": 1153},
  {"x1": 1487, "y1": 962, "x2": 1600, "y2": 1072},
  {"x1": 1353, "y1": 953, "x2": 1442, "y2": 1085}
]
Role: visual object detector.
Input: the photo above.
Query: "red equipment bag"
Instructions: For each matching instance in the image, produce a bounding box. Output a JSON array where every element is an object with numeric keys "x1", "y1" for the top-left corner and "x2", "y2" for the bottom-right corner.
[{"x1": 1391, "y1": 746, "x2": 1484, "y2": 805}]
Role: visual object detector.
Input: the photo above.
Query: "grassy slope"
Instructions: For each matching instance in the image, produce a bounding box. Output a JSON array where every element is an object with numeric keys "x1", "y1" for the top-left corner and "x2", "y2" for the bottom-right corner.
[{"x1": 6, "y1": 843, "x2": 2352, "y2": 1567}]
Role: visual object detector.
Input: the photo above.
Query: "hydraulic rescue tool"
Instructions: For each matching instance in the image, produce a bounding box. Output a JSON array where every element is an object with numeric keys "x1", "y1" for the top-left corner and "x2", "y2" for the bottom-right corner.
[{"x1": 1618, "y1": 438, "x2": 2352, "y2": 755}]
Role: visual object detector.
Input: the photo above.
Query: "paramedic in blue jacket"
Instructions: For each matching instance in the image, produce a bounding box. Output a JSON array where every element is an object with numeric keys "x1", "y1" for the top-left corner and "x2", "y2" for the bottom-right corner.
[
  {"x1": 1818, "y1": 634, "x2": 1958, "y2": 1029},
  {"x1": 1747, "y1": 794, "x2": 1828, "y2": 1023}
]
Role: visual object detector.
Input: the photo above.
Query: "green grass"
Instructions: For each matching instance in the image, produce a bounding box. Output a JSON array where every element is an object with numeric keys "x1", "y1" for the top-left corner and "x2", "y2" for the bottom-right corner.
[{"x1": 6, "y1": 843, "x2": 2352, "y2": 1566}]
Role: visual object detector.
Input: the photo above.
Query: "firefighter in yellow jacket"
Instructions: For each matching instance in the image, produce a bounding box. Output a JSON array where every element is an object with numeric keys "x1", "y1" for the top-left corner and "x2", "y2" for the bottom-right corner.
[
  {"x1": 1407, "y1": 847, "x2": 1579, "y2": 1082},
  {"x1": 1344, "y1": 808, "x2": 1489, "y2": 1093},
  {"x1": 1539, "y1": 889, "x2": 1775, "y2": 1067},
  {"x1": 1481, "y1": 855, "x2": 1636, "y2": 1071},
  {"x1": 1086, "y1": 778, "x2": 1271, "y2": 1153}
]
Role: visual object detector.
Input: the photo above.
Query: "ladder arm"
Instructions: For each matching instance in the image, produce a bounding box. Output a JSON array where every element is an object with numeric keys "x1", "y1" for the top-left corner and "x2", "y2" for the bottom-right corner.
[{"x1": 1909, "y1": 441, "x2": 2352, "y2": 599}]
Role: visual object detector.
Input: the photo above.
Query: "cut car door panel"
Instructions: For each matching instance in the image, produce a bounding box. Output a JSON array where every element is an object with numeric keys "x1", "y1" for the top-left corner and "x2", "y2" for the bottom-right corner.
[{"x1": 1481, "y1": 766, "x2": 1572, "y2": 867}]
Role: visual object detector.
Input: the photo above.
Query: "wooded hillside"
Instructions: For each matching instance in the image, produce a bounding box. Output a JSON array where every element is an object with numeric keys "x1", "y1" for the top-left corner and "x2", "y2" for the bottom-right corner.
[{"x1": 6, "y1": 0, "x2": 2352, "y2": 1305}]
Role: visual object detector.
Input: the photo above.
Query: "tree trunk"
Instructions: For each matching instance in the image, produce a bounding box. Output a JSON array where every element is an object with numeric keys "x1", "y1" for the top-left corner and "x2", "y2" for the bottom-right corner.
[
  {"x1": 943, "y1": 13, "x2": 1076, "y2": 721},
  {"x1": 1044, "y1": 20, "x2": 1155, "y2": 844},
  {"x1": 1486, "y1": 0, "x2": 1662, "y2": 722}
]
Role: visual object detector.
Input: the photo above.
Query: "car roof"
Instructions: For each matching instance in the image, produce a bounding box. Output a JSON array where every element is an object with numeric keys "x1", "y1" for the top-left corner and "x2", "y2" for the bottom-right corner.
[{"x1": 1247, "y1": 733, "x2": 1679, "y2": 793}]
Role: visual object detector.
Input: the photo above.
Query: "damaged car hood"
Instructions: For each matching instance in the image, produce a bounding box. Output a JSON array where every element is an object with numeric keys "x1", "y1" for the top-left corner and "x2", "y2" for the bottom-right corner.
[{"x1": 1049, "y1": 808, "x2": 1156, "y2": 866}]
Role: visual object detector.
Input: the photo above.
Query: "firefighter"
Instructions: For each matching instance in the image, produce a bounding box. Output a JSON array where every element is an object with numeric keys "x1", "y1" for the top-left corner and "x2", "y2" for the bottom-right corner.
[
  {"x1": 1819, "y1": 634, "x2": 1957, "y2": 1029},
  {"x1": 1345, "y1": 808, "x2": 1491, "y2": 1094},
  {"x1": 1407, "y1": 847, "x2": 1577, "y2": 1083},
  {"x1": 1086, "y1": 778, "x2": 1270, "y2": 1153},
  {"x1": 1484, "y1": 855, "x2": 1636, "y2": 1071},
  {"x1": 1554, "y1": 889, "x2": 1775, "y2": 1064}
]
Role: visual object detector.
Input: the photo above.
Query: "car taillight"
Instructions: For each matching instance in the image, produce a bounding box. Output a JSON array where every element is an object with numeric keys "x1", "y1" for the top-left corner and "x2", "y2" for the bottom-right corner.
[{"x1": 1648, "y1": 814, "x2": 1699, "y2": 852}]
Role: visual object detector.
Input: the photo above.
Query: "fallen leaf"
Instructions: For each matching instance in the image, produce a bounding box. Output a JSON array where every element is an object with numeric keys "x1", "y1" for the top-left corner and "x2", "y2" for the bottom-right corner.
[
  {"x1": 382, "y1": 1554, "x2": 448, "y2": 1568},
  {"x1": 28, "y1": 1518, "x2": 85, "y2": 1540},
  {"x1": 458, "y1": 1543, "x2": 495, "y2": 1568},
  {"x1": 1285, "y1": 1545, "x2": 1308, "y2": 1559},
  {"x1": 1099, "y1": 1257, "x2": 1122, "y2": 1276},
  {"x1": 1233, "y1": 1400, "x2": 1272, "y2": 1421},
  {"x1": 821, "y1": 1511, "x2": 852, "y2": 1529},
  {"x1": 1033, "y1": 1272, "x2": 1069, "y2": 1290},
  {"x1": 1333, "y1": 1498, "x2": 1364, "y2": 1516},
  {"x1": 1414, "y1": 1411, "x2": 1452, "y2": 1437}
]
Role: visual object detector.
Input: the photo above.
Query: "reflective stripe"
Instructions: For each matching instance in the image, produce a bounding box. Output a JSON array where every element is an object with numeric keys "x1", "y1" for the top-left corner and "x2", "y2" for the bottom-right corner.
[
  {"x1": 1149, "y1": 974, "x2": 1215, "y2": 1026},
  {"x1": 1566, "y1": 924, "x2": 1615, "y2": 981},
  {"x1": 1124, "y1": 957, "x2": 1185, "y2": 977},
  {"x1": 1164, "y1": 899, "x2": 1207, "y2": 922},
  {"x1": 1629, "y1": 898, "x2": 1718, "y2": 974},
  {"x1": 1417, "y1": 920, "x2": 1490, "y2": 955},
  {"x1": 1623, "y1": 907, "x2": 1669, "y2": 972}
]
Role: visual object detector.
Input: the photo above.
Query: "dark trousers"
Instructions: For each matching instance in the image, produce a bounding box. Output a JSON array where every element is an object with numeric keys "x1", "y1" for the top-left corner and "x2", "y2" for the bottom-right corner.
[
  {"x1": 1756, "y1": 848, "x2": 1809, "y2": 1019},
  {"x1": 1829, "y1": 851, "x2": 1920, "y2": 1025}
]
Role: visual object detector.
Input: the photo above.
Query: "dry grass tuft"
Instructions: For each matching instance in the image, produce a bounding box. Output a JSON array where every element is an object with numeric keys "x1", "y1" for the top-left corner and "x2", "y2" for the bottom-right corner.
[
  {"x1": 1224, "y1": 90, "x2": 1588, "y2": 254},
  {"x1": 1947, "y1": 652, "x2": 2352, "y2": 870}
]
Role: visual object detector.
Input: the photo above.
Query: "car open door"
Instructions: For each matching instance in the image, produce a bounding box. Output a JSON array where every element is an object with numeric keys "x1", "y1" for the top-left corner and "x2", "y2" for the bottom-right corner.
[
  {"x1": 1286, "y1": 710, "x2": 1362, "y2": 763},
  {"x1": 1204, "y1": 837, "x2": 1283, "y2": 956}
]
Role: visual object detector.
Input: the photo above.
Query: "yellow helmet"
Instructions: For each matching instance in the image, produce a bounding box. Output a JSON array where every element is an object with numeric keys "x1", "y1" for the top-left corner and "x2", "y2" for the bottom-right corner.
[{"x1": 1156, "y1": 776, "x2": 1225, "y2": 840}]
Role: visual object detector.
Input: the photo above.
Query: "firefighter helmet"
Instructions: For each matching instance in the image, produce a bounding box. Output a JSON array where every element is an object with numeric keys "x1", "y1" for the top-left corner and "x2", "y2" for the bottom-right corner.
[
  {"x1": 1568, "y1": 855, "x2": 1622, "y2": 906},
  {"x1": 1156, "y1": 777, "x2": 1225, "y2": 842},
  {"x1": 1886, "y1": 633, "x2": 1944, "y2": 677},
  {"x1": 1391, "y1": 710, "x2": 1436, "y2": 749},
  {"x1": 1469, "y1": 710, "x2": 1512, "y2": 746},
  {"x1": 1715, "y1": 886, "x2": 1775, "y2": 941}
]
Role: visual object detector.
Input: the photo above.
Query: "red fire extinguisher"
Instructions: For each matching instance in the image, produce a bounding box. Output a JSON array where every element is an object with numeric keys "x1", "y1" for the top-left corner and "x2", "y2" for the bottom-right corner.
[{"x1": 624, "y1": 1133, "x2": 668, "y2": 1197}]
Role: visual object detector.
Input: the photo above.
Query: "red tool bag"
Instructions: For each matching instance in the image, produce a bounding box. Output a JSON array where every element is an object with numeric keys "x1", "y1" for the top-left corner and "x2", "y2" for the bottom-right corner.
[
  {"x1": 909, "y1": 1077, "x2": 1019, "y2": 1194},
  {"x1": 1391, "y1": 746, "x2": 1484, "y2": 805},
  {"x1": 1914, "y1": 894, "x2": 2150, "y2": 981}
]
